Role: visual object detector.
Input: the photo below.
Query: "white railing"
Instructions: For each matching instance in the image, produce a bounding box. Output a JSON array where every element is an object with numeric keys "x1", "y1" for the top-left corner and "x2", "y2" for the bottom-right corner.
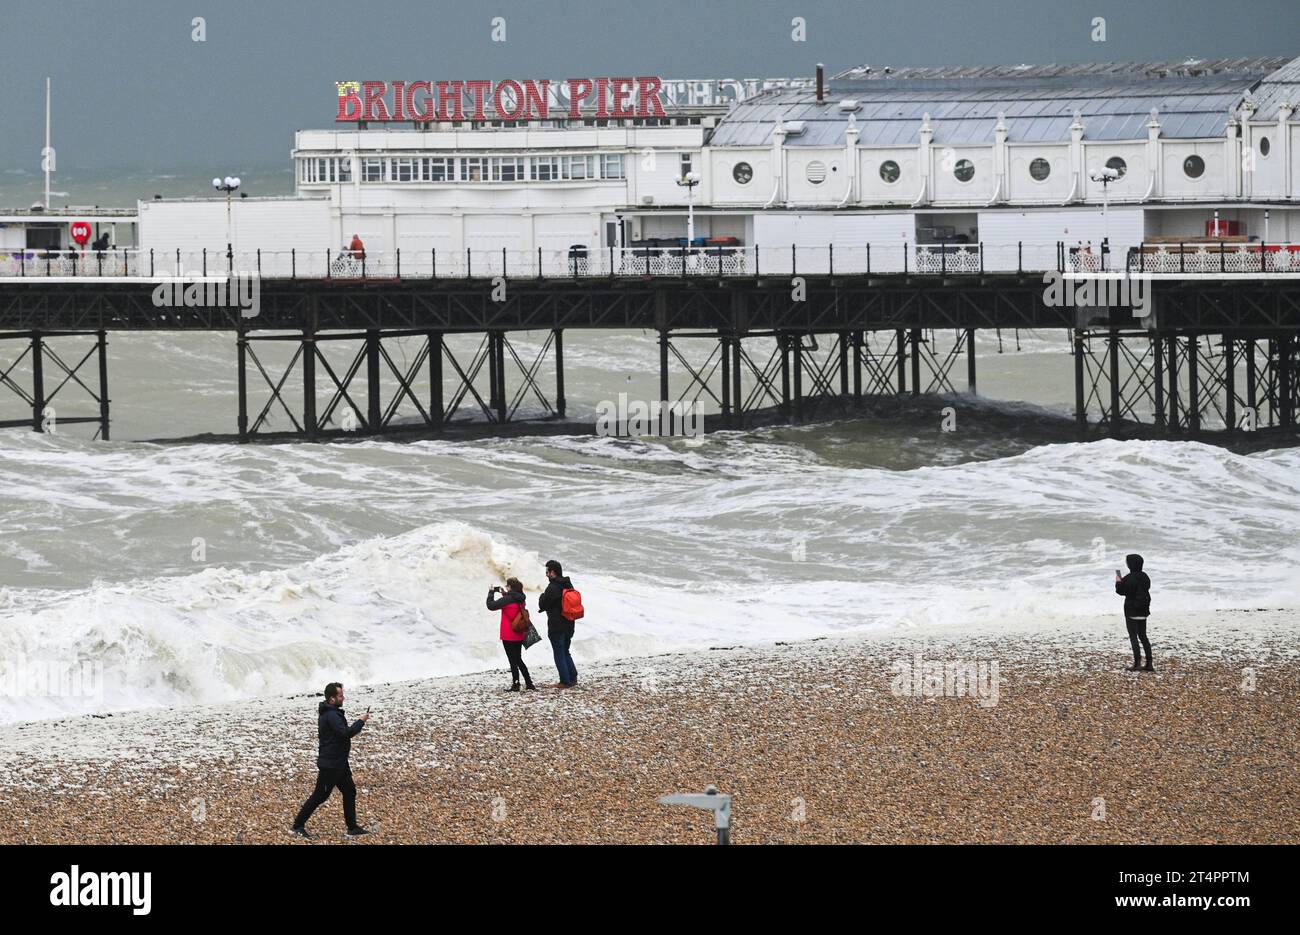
[
  {"x1": 4, "y1": 243, "x2": 1300, "y2": 280},
  {"x1": 1127, "y1": 243, "x2": 1300, "y2": 274}
]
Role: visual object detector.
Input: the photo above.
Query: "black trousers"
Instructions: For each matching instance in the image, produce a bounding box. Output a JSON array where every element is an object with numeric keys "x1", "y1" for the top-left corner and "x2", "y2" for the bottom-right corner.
[
  {"x1": 503, "y1": 639, "x2": 532, "y2": 686},
  {"x1": 293, "y1": 766, "x2": 357, "y2": 829},
  {"x1": 1126, "y1": 617, "x2": 1152, "y2": 665}
]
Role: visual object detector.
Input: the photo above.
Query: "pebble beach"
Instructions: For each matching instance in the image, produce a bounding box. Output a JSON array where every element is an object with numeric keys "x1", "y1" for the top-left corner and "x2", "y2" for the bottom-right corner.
[{"x1": 1, "y1": 609, "x2": 1296, "y2": 845}]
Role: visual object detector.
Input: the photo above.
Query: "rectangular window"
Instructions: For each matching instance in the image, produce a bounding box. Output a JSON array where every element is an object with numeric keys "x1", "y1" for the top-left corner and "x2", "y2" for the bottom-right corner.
[
  {"x1": 679, "y1": 153, "x2": 693, "y2": 177},
  {"x1": 490, "y1": 157, "x2": 525, "y2": 182},
  {"x1": 420, "y1": 157, "x2": 451, "y2": 182},
  {"x1": 460, "y1": 157, "x2": 487, "y2": 182},
  {"x1": 531, "y1": 156, "x2": 559, "y2": 181},
  {"x1": 601, "y1": 154, "x2": 625, "y2": 179},
  {"x1": 391, "y1": 158, "x2": 416, "y2": 182},
  {"x1": 336, "y1": 158, "x2": 352, "y2": 182},
  {"x1": 301, "y1": 159, "x2": 317, "y2": 183},
  {"x1": 562, "y1": 155, "x2": 594, "y2": 180},
  {"x1": 362, "y1": 157, "x2": 385, "y2": 183}
]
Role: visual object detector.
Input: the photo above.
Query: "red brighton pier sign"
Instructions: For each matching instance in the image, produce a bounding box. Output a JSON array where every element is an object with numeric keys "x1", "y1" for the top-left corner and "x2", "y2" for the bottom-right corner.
[{"x1": 335, "y1": 77, "x2": 667, "y2": 123}]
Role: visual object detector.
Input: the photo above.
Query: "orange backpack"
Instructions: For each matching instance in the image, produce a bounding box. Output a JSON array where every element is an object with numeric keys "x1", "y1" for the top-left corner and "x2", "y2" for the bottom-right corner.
[{"x1": 561, "y1": 588, "x2": 585, "y2": 622}]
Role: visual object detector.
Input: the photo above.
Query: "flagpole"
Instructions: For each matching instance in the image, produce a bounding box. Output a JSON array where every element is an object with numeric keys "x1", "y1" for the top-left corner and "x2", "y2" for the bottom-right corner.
[{"x1": 44, "y1": 77, "x2": 51, "y2": 210}]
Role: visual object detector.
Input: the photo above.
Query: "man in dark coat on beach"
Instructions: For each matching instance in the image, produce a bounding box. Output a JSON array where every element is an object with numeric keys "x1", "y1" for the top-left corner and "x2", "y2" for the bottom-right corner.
[
  {"x1": 537, "y1": 559, "x2": 579, "y2": 688},
  {"x1": 291, "y1": 682, "x2": 371, "y2": 837},
  {"x1": 1115, "y1": 553, "x2": 1154, "y2": 672}
]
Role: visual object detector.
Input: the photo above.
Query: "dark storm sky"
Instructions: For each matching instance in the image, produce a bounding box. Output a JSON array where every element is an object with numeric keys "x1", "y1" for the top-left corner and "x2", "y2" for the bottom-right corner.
[{"x1": 1, "y1": 0, "x2": 1296, "y2": 171}]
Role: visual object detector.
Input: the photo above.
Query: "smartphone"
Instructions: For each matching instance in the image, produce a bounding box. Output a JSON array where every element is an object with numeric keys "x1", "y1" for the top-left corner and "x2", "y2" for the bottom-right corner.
[
  {"x1": 1115, "y1": 569, "x2": 1122, "y2": 577},
  {"x1": 365, "y1": 706, "x2": 371, "y2": 714}
]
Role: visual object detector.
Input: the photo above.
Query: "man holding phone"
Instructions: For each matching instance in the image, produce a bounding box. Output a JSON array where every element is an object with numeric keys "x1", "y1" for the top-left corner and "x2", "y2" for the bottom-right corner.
[
  {"x1": 291, "y1": 681, "x2": 371, "y2": 838},
  {"x1": 1114, "y1": 553, "x2": 1154, "y2": 672}
]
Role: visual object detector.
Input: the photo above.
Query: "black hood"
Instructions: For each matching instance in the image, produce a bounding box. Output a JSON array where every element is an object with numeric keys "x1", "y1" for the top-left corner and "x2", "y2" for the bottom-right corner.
[
  {"x1": 318, "y1": 700, "x2": 339, "y2": 714},
  {"x1": 1126, "y1": 553, "x2": 1144, "y2": 572}
]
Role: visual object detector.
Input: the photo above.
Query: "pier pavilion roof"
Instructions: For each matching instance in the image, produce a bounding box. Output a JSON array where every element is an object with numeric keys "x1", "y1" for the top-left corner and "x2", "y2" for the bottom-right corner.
[{"x1": 710, "y1": 56, "x2": 1298, "y2": 147}]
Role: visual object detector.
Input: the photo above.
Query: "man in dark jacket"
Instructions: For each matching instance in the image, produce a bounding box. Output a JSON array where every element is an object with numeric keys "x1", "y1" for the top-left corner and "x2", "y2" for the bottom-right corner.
[
  {"x1": 291, "y1": 682, "x2": 371, "y2": 837},
  {"x1": 1115, "y1": 553, "x2": 1154, "y2": 672},
  {"x1": 537, "y1": 559, "x2": 578, "y2": 688}
]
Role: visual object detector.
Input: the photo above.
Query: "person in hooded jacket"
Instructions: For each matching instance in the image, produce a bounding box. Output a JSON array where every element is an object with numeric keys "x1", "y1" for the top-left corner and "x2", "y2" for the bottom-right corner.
[
  {"x1": 1115, "y1": 553, "x2": 1154, "y2": 672},
  {"x1": 488, "y1": 577, "x2": 535, "y2": 691},
  {"x1": 537, "y1": 559, "x2": 578, "y2": 688},
  {"x1": 291, "y1": 682, "x2": 370, "y2": 837}
]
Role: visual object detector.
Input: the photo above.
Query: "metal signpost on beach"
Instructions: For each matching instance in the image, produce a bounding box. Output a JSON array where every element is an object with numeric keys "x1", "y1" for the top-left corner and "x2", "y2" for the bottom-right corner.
[{"x1": 659, "y1": 785, "x2": 733, "y2": 845}]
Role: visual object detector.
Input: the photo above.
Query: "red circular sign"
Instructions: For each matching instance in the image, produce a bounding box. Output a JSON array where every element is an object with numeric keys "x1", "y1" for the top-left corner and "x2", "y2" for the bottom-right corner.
[{"x1": 70, "y1": 221, "x2": 92, "y2": 245}]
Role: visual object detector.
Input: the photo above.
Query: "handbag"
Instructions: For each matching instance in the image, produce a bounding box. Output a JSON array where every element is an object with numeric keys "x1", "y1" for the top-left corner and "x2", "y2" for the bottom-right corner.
[
  {"x1": 511, "y1": 605, "x2": 531, "y2": 634},
  {"x1": 523, "y1": 621, "x2": 542, "y2": 649}
]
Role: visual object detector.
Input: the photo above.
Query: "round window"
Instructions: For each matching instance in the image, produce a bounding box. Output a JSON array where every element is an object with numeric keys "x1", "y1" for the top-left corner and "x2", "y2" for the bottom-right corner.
[
  {"x1": 1029, "y1": 157, "x2": 1051, "y2": 181},
  {"x1": 1105, "y1": 156, "x2": 1127, "y2": 179},
  {"x1": 732, "y1": 162, "x2": 753, "y2": 184},
  {"x1": 879, "y1": 160, "x2": 900, "y2": 183},
  {"x1": 953, "y1": 158, "x2": 975, "y2": 182},
  {"x1": 1183, "y1": 155, "x2": 1205, "y2": 179},
  {"x1": 1259, "y1": 137, "x2": 1271, "y2": 157},
  {"x1": 806, "y1": 160, "x2": 827, "y2": 184}
]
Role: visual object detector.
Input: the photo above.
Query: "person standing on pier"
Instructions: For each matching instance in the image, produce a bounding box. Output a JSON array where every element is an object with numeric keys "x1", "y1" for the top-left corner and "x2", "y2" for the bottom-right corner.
[
  {"x1": 349, "y1": 233, "x2": 365, "y2": 260},
  {"x1": 1115, "y1": 554, "x2": 1154, "y2": 672},
  {"x1": 291, "y1": 682, "x2": 371, "y2": 838},
  {"x1": 538, "y1": 560, "x2": 582, "y2": 688},
  {"x1": 488, "y1": 577, "x2": 535, "y2": 691}
]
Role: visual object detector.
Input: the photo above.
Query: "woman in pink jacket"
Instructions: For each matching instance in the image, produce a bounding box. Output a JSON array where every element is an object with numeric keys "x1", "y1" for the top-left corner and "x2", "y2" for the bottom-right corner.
[{"x1": 486, "y1": 577, "x2": 535, "y2": 691}]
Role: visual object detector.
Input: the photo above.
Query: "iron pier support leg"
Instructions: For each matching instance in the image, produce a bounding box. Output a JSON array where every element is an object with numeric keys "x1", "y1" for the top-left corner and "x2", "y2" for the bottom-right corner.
[
  {"x1": 1282, "y1": 334, "x2": 1295, "y2": 430},
  {"x1": 1167, "y1": 333, "x2": 1180, "y2": 435},
  {"x1": 719, "y1": 333, "x2": 732, "y2": 427},
  {"x1": 302, "y1": 329, "x2": 317, "y2": 440},
  {"x1": 792, "y1": 333, "x2": 804, "y2": 422},
  {"x1": 495, "y1": 331, "x2": 507, "y2": 424},
  {"x1": 731, "y1": 335, "x2": 742, "y2": 428},
  {"x1": 366, "y1": 329, "x2": 382, "y2": 434},
  {"x1": 1108, "y1": 326, "x2": 1121, "y2": 437},
  {"x1": 909, "y1": 328, "x2": 921, "y2": 397},
  {"x1": 1153, "y1": 333, "x2": 1165, "y2": 432},
  {"x1": 237, "y1": 327, "x2": 249, "y2": 442},
  {"x1": 1267, "y1": 339, "x2": 1277, "y2": 427},
  {"x1": 1246, "y1": 339, "x2": 1258, "y2": 427},
  {"x1": 31, "y1": 331, "x2": 44, "y2": 432},
  {"x1": 553, "y1": 328, "x2": 566, "y2": 419},
  {"x1": 896, "y1": 328, "x2": 907, "y2": 395},
  {"x1": 965, "y1": 327, "x2": 976, "y2": 395},
  {"x1": 658, "y1": 329, "x2": 670, "y2": 412},
  {"x1": 852, "y1": 331, "x2": 863, "y2": 402},
  {"x1": 1224, "y1": 335, "x2": 1235, "y2": 435},
  {"x1": 1073, "y1": 329, "x2": 1087, "y2": 440},
  {"x1": 428, "y1": 331, "x2": 444, "y2": 432},
  {"x1": 838, "y1": 331, "x2": 850, "y2": 399},
  {"x1": 779, "y1": 332, "x2": 791, "y2": 421},
  {"x1": 488, "y1": 331, "x2": 500, "y2": 415},
  {"x1": 96, "y1": 329, "x2": 110, "y2": 441},
  {"x1": 1188, "y1": 333, "x2": 1200, "y2": 436}
]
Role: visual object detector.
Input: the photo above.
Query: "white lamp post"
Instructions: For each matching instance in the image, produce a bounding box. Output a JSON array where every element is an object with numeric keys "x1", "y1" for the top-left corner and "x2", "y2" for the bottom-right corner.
[
  {"x1": 1089, "y1": 167, "x2": 1119, "y2": 269},
  {"x1": 676, "y1": 170, "x2": 701, "y2": 248},
  {"x1": 212, "y1": 175, "x2": 241, "y2": 259}
]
